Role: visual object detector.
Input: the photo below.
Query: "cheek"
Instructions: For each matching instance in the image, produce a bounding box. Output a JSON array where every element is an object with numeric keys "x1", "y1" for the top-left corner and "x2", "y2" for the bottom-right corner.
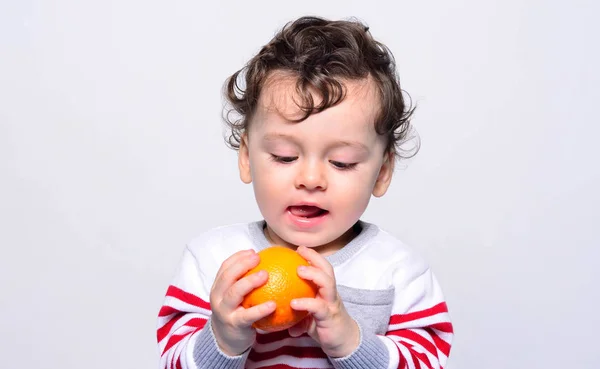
[
  {"x1": 251, "y1": 161, "x2": 287, "y2": 202},
  {"x1": 332, "y1": 175, "x2": 373, "y2": 206},
  {"x1": 252, "y1": 159, "x2": 285, "y2": 183}
]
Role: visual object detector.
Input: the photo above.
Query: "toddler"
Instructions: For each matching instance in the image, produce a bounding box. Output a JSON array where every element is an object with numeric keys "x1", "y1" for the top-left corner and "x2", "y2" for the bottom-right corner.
[{"x1": 157, "y1": 15, "x2": 453, "y2": 369}]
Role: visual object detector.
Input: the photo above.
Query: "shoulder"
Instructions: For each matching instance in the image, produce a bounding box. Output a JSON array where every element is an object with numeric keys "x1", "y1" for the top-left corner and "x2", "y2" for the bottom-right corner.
[
  {"x1": 371, "y1": 224, "x2": 429, "y2": 276},
  {"x1": 187, "y1": 222, "x2": 255, "y2": 251},
  {"x1": 334, "y1": 221, "x2": 430, "y2": 288},
  {"x1": 185, "y1": 222, "x2": 258, "y2": 278}
]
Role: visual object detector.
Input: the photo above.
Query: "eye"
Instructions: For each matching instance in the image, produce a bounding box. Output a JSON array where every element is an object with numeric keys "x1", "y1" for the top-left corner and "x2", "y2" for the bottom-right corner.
[
  {"x1": 270, "y1": 154, "x2": 298, "y2": 163},
  {"x1": 330, "y1": 161, "x2": 358, "y2": 170}
]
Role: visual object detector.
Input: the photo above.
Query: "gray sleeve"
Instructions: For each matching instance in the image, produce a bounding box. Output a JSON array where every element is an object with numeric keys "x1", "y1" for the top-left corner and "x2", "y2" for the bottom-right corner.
[
  {"x1": 329, "y1": 322, "x2": 390, "y2": 369},
  {"x1": 193, "y1": 318, "x2": 250, "y2": 369}
]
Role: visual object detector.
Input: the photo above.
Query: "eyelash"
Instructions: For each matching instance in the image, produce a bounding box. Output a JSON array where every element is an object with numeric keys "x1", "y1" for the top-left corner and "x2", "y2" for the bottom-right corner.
[
  {"x1": 330, "y1": 161, "x2": 358, "y2": 171},
  {"x1": 270, "y1": 154, "x2": 297, "y2": 163},
  {"x1": 269, "y1": 155, "x2": 358, "y2": 171}
]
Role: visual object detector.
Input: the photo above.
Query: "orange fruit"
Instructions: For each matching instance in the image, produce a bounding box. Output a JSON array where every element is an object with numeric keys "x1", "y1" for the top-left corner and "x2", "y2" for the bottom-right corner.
[{"x1": 241, "y1": 246, "x2": 318, "y2": 332}]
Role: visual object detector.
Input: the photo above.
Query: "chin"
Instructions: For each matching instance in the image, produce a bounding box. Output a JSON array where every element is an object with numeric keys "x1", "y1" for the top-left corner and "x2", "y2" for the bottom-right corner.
[{"x1": 282, "y1": 229, "x2": 341, "y2": 249}]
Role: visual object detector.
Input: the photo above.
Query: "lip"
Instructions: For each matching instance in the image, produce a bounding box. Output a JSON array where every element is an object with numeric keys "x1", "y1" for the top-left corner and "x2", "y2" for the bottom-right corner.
[
  {"x1": 289, "y1": 201, "x2": 328, "y2": 211},
  {"x1": 286, "y1": 209, "x2": 329, "y2": 229},
  {"x1": 286, "y1": 202, "x2": 329, "y2": 230}
]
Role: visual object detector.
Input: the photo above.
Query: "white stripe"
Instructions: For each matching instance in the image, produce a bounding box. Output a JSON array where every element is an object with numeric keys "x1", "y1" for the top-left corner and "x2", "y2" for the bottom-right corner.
[
  {"x1": 396, "y1": 342, "x2": 416, "y2": 369},
  {"x1": 438, "y1": 352, "x2": 449, "y2": 368},
  {"x1": 158, "y1": 313, "x2": 208, "y2": 352},
  {"x1": 172, "y1": 335, "x2": 187, "y2": 369},
  {"x1": 160, "y1": 343, "x2": 175, "y2": 369},
  {"x1": 409, "y1": 339, "x2": 439, "y2": 369},
  {"x1": 157, "y1": 312, "x2": 179, "y2": 330},
  {"x1": 173, "y1": 324, "x2": 199, "y2": 337},
  {"x1": 246, "y1": 356, "x2": 332, "y2": 369},
  {"x1": 411, "y1": 327, "x2": 451, "y2": 366},
  {"x1": 378, "y1": 336, "x2": 400, "y2": 369},
  {"x1": 388, "y1": 334, "x2": 441, "y2": 369},
  {"x1": 175, "y1": 332, "x2": 198, "y2": 369},
  {"x1": 252, "y1": 336, "x2": 319, "y2": 352},
  {"x1": 158, "y1": 311, "x2": 209, "y2": 340},
  {"x1": 406, "y1": 328, "x2": 437, "y2": 352},
  {"x1": 160, "y1": 321, "x2": 202, "y2": 369},
  {"x1": 417, "y1": 357, "x2": 430, "y2": 369},
  {"x1": 430, "y1": 328, "x2": 451, "y2": 367},
  {"x1": 388, "y1": 312, "x2": 450, "y2": 331},
  {"x1": 183, "y1": 330, "x2": 201, "y2": 369},
  {"x1": 431, "y1": 329, "x2": 453, "y2": 345},
  {"x1": 162, "y1": 295, "x2": 211, "y2": 316}
]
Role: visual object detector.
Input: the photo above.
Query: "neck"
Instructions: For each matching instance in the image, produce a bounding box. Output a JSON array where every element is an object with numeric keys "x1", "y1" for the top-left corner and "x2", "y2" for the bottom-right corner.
[{"x1": 263, "y1": 223, "x2": 360, "y2": 256}]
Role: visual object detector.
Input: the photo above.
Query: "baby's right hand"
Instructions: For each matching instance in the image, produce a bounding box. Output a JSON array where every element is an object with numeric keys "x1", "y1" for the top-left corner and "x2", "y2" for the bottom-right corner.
[{"x1": 209, "y1": 249, "x2": 276, "y2": 356}]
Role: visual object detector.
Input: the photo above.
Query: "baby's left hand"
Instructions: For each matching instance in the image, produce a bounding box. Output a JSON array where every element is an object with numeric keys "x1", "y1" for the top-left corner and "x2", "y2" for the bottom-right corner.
[{"x1": 288, "y1": 246, "x2": 360, "y2": 358}]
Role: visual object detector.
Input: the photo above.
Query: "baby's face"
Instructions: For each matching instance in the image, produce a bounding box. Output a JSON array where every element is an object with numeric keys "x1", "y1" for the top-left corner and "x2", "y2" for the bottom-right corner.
[{"x1": 239, "y1": 74, "x2": 394, "y2": 253}]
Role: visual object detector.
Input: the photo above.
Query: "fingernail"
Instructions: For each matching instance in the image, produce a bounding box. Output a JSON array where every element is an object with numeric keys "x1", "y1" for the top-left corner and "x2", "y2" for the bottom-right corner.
[
  {"x1": 291, "y1": 299, "x2": 299, "y2": 306},
  {"x1": 297, "y1": 266, "x2": 306, "y2": 273},
  {"x1": 266, "y1": 301, "x2": 276, "y2": 309}
]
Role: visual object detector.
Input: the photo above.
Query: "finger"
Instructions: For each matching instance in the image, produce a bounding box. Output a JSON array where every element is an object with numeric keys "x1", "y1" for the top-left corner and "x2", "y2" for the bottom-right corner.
[
  {"x1": 296, "y1": 246, "x2": 335, "y2": 277},
  {"x1": 297, "y1": 265, "x2": 337, "y2": 302},
  {"x1": 288, "y1": 315, "x2": 312, "y2": 337},
  {"x1": 212, "y1": 251, "x2": 260, "y2": 298},
  {"x1": 235, "y1": 301, "x2": 277, "y2": 327},
  {"x1": 216, "y1": 249, "x2": 256, "y2": 280},
  {"x1": 221, "y1": 270, "x2": 269, "y2": 310},
  {"x1": 290, "y1": 297, "x2": 329, "y2": 321}
]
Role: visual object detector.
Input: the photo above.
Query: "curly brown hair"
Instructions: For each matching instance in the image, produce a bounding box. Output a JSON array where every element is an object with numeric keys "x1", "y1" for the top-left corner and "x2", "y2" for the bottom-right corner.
[{"x1": 222, "y1": 16, "x2": 418, "y2": 159}]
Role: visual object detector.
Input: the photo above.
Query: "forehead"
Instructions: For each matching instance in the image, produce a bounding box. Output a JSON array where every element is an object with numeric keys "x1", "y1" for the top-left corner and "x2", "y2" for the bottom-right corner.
[{"x1": 250, "y1": 72, "x2": 381, "y2": 137}]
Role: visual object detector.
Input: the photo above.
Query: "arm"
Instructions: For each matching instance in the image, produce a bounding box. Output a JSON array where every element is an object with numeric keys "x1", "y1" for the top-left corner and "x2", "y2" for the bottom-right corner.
[
  {"x1": 288, "y1": 246, "x2": 453, "y2": 369},
  {"x1": 379, "y1": 268, "x2": 453, "y2": 369},
  {"x1": 156, "y1": 247, "x2": 251, "y2": 369},
  {"x1": 330, "y1": 268, "x2": 453, "y2": 369}
]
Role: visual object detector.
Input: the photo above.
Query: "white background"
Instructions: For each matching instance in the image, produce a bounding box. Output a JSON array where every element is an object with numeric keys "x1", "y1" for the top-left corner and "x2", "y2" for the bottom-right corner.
[{"x1": 1, "y1": 0, "x2": 598, "y2": 368}]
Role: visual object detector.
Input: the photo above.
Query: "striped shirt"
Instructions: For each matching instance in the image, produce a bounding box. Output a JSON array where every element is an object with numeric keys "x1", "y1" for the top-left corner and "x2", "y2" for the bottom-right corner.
[{"x1": 157, "y1": 220, "x2": 453, "y2": 369}]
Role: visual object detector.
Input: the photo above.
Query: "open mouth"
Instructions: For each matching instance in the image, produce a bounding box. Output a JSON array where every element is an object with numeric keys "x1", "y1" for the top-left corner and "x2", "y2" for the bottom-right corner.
[{"x1": 288, "y1": 205, "x2": 329, "y2": 218}]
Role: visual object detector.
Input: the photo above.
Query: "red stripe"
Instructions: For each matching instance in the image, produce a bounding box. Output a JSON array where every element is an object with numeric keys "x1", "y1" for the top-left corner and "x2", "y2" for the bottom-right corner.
[
  {"x1": 389, "y1": 329, "x2": 438, "y2": 360},
  {"x1": 412, "y1": 350, "x2": 432, "y2": 369},
  {"x1": 162, "y1": 333, "x2": 188, "y2": 355},
  {"x1": 175, "y1": 357, "x2": 182, "y2": 369},
  {"x1": 247, "y1": 365, "x2": 323, "y2": 369},
  {"x1": 157, "y1": 314, "x2": 208, "y2": 344},
  {"x1": 398, "y1": 341, "x2": 423, "y2": 369},
  {"x1": 380, "y1": 335, "x2": 408, "y2": 369},
  {"x1": 159, "y1": 305, "x2": 179, "y2": 317},
  {"x1": 166, "y1": 285, "x2": 211, "y2": 310},
  {"x1": 170, "y1": 350, "x2": 176, "y2": 369},
  {"x1": 255, "y1": 330, "x2": 310, "y2": 344},
  {"x1": 248, "y1": 345, "x2": 326, "y2": 362},
  {"x1": 161, "y1": 319, "x2": 207, "y2": 355},
  {"x1": 389, "y1": 303, "x2": 448, "y2": 326},
  {"x1": 185, "y1": 317, "x2": 207, "y2": 330},
  {"x1": 394, "y1": 339, "x2": 407, "y2": 369},
  {"x1": 157, "y1": 313, "x2": 185, "y2": 343},
  {"x1": 429, "y1": 322, "x2": 453, "y2": 333},
  {"x1": 427, "y1": 328, "x2": 451, "y2": 357}
]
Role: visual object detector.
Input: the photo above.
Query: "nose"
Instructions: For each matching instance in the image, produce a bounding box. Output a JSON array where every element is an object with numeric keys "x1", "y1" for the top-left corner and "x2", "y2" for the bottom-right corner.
[{"x1": 295, "y1": 159, "x2": 327, "y2": 191}]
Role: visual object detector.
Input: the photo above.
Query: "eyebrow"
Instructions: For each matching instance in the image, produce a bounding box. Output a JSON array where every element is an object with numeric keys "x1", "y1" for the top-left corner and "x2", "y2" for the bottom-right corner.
[
  {"x1": 263, "y1": 133, "x2": 299, "y2": 144},
  {"x1": 262, "y1": 133, "x2": 370, "y2": 152}
]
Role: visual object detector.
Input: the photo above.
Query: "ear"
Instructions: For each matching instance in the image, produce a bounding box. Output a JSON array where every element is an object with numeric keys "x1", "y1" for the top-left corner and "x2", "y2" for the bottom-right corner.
[
  {"x1": 372, "y1": 150, "x2": 395, "y2": 197},
  {"x1": 238, "y1": 134, "x2": 252, "y2": 184}
]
